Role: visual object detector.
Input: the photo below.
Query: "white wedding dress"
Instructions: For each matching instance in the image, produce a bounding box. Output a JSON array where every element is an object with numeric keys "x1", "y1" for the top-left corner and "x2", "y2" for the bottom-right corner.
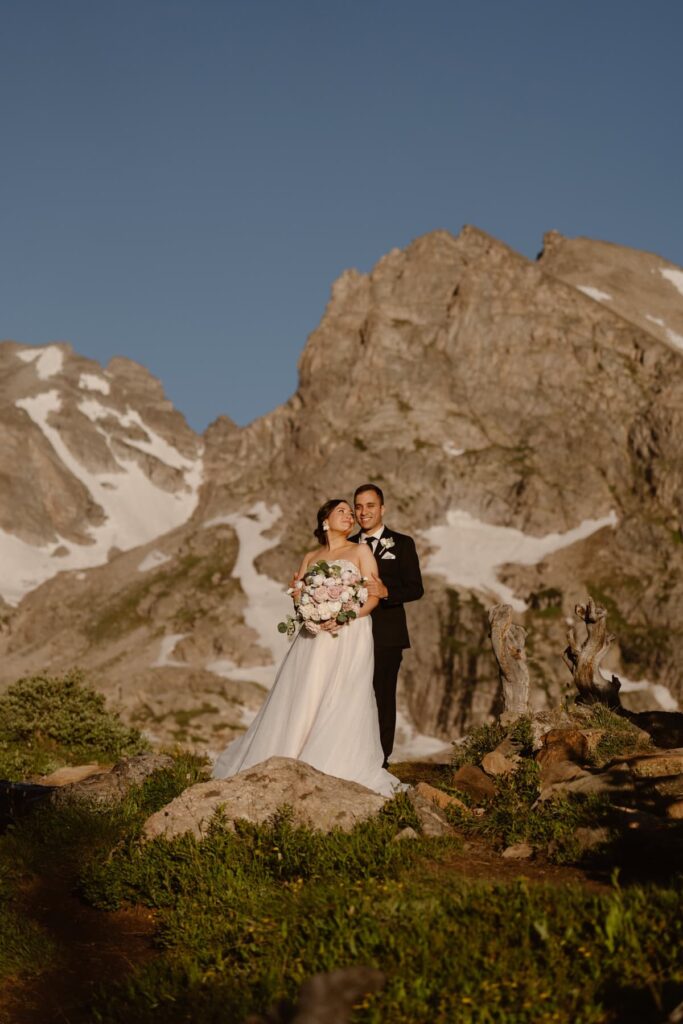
[{"x1": 212, "y1": 561, "x2": 402, "y2": 797}]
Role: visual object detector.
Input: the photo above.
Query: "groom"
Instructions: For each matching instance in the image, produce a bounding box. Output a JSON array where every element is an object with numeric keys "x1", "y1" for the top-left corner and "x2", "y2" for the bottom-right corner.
[{"x1": 351, "y1": 484, "x2": 424, "y2": 768}]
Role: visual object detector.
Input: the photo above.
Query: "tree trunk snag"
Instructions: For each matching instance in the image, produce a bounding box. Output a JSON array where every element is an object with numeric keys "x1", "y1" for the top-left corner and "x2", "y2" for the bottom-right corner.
[
  {"x1": 488, "y1": 603, "x2": 529, "y2": 723},
  {"x1": 563, "y1": 596, "x2": 622, "y2": 708}
]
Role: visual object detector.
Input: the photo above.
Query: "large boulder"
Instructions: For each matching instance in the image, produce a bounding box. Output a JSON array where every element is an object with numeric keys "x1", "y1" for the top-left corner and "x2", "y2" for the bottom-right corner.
[{"x1": 142, "y1": 757, "x2": 389, "y2": 840}]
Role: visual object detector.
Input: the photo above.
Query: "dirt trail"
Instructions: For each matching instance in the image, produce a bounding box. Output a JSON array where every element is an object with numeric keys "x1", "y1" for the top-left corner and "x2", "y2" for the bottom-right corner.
[{"x1": 0, "y1": 871, "x2": 156, "y2": 1024}]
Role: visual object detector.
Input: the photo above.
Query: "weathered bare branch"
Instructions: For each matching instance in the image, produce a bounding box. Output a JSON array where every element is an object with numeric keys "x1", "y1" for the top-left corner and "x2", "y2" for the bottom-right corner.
[
  {"x1": 488, "y1": 603, "x2": 529, "y2": 723},
  {"x1": 564, "y1": 596, "x2": 621, "y2": 707}
]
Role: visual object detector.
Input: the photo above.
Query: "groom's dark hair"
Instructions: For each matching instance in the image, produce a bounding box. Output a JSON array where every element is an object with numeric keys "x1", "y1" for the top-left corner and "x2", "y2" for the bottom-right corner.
[{"x1": 354, "y1": 483, "x2": 384, "y2": 504}]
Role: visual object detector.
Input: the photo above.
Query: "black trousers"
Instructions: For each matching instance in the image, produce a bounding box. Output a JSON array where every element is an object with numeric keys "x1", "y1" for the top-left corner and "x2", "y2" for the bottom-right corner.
[{"x1": 372, "y1": 647, "x2": 403, "y2": 761}]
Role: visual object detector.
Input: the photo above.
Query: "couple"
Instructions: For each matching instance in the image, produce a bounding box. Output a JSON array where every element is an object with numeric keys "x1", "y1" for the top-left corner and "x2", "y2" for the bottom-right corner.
[{"x1": 213, "y1": 484, "x2": 424, "y2": 797}]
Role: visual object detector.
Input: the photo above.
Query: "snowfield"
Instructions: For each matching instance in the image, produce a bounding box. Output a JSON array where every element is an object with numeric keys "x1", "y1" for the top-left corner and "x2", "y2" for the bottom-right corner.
[
  {"x1": 203, "y1": 502, "x2": 291, "y2": 684},
  {"x1": 577, "y1": 285, "x2": 612, "y2": 303},
  {"x1": 17, "y1": 345, "x2": 64, "y2": 379},
  {"x1": 660, "y1": 267, "x2": 683, "y2": 297},
  {"x1": 421, "y1": 509, "x2": 619, "y2": 612},
  {"x1": 1, "y1": 389, "x2": 202, "y2": 605}
]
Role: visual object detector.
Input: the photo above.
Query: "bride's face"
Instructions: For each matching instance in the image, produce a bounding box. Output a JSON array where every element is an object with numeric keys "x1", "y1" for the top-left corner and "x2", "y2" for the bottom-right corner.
[{"x1": 326, "y1": 502, "x2": 354, "y2": 536}]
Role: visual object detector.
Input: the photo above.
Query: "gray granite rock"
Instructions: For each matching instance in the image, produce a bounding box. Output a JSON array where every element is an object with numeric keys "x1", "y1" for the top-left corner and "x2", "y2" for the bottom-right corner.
[{"x1": 143, "y1": 757, "x2": 388, "y2": 840}]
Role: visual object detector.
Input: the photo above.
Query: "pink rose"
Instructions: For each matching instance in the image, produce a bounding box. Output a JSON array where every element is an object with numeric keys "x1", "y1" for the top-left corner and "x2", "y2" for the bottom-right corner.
[
  {"x1": 313, "y1": 586, "x2": 329, "y2": 604},
  {"x1": 326, "y1": 585, "x2": 343, "y2": 600}
]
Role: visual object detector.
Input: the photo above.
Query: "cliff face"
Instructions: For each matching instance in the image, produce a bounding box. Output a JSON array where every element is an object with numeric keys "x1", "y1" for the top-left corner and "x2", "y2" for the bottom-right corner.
[{"x1": 1, "y1": 226, "x2": 682, "y2": 754}]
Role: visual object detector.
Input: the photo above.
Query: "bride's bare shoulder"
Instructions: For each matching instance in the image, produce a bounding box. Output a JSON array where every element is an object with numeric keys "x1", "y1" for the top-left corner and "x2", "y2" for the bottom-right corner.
[{"x1": 299, "y1": 548, "x2": 323, "y2": 573}]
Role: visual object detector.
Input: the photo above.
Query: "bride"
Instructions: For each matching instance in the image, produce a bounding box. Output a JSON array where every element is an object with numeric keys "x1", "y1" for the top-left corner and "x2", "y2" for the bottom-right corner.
[{"x1": 212, "y1": 498, "x2": 402, "y2": 796}]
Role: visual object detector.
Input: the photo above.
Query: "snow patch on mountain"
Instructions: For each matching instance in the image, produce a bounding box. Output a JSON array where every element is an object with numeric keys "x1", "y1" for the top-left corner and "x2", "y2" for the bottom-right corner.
[
  {"x1": 577, "y1": 285, "x2": 612, "y2": 303},
  {"x1": 77, "y1": 398, "x2": 199, "y2": 471},
  {"x1": 138, "y1": 549, "x2": 172, "y2": 572},
  {"x1": 660, "y1": 267, "x2": 683, "y2": 297},
  {"x1": 2, "y1": 390, "x2": 203, "y2": 605},
  {"x1": 645, "y1": 313, "x2": 683, "y2": 353},
  {"x1": 422, "y1": 509, "x2": 618, "y2": 612},
  {"x1": 600, "y1": 668, "x2": 678, "y2": 711},
  {"x1": 153, "y1": 634, "x2": 189, "y2": 668},
  {"x1": 17, "y1": 345, "x2": 64, "y2": 379},
  {"x1": 78, "y1": 372, "x2": 110, "y2": 394},
  {"x1": 393, "y1": 710, "x2": 450, "y2": 760},
  {"x1": 204, "y1": 502, "x2": 291, "y2": 685}
]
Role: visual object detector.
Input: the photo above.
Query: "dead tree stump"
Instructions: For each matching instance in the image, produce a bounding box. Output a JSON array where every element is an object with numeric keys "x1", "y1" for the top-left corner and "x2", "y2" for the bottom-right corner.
[
  {"x1": 563, "y1": 596, "x2": 622, "y2": 707},
  {"x1": 488, "y1": 603, "x2": 529, "y2": 723}
]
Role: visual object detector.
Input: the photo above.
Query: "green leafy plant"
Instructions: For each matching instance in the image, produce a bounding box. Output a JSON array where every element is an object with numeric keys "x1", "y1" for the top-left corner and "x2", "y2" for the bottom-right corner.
[
  {"x1": 0, "y1": 670, "x2": 149, "y2": 781},
  {"x1": 578, "y1": 704, "x2": 653, "y2": 766}
]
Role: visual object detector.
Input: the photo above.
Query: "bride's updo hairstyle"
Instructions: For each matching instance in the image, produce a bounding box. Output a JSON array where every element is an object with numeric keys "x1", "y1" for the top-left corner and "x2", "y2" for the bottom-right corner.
[{"x1": 314, "y1": 498, "x2": 348, "y2": 546}]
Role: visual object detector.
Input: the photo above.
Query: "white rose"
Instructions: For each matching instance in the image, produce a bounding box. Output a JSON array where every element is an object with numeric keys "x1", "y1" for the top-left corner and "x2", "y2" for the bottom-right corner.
[
  {"x1": 299, "y1": 603, "x2": 314, "y2": 619},
  {"x1": 327, "y1": 600, "x2": 342, "y2": 615},
  {"x1": 310, "y1": 574, "x2": 325, "y2": 586},
  {"x1": 357, "y1": 587, "x2": 368, "y2": 604},
  {"x1": 339, "y1": 590, "x2": 350, "y2": 602},
  {"x1": 300, "y1": 593, "x2": 311, "y2": 605},
  {"x1": 317, "y1": 602, "x2": 332, "y2": 620}
]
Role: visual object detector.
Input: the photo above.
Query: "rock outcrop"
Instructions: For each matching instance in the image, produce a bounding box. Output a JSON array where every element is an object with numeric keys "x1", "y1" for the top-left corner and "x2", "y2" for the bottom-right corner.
[{"x1": 142, "y1": 757, "x2": 390, "y2": 840}]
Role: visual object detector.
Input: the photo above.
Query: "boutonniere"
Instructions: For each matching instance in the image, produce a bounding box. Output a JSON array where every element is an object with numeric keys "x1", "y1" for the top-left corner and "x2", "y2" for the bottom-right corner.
[{"x1": 378, "y1": 537, "x2": 396, "y2": 558}]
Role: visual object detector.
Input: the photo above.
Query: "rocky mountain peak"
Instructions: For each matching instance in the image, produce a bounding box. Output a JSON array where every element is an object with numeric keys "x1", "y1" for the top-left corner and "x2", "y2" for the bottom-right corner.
[
  {"x1": 1, "y1": 227, "x2": 682, "y2": 759},
  {"x1": 0, "y1": 340, "x2": 203, "y2": 605}
]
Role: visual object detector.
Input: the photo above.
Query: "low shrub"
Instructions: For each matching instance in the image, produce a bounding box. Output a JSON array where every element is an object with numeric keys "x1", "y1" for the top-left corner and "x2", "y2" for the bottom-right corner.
[
  {"x1": 447, "y1": 758, "x2": 613, "y2": 863},
  {"x1": 451, "y1": 715, "x2": 534, "y2": 771},
  {"x1": 0, "y1": 670, "x2": 149, "y2": 780},
  {"x1": 84, "y1": 820, "x2": 683, "y2": 1024},
  {"x1": 578, "y1": 704, "x2": 653, "y2": 766}
]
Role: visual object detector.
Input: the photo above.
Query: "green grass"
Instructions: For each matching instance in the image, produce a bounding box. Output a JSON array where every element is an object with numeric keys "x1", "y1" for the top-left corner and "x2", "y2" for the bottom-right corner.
[
  {"x1": 1, "y1": 682, "x2": 682, "y2": 1022},
  {"x1": 0, "y1": 670, "x2": 149, "y2": 781},
  {"x1": 447, "y1": 758, "x2": 613, "y2": 863},
  {"x1": 77, "y1": 806, "x2": 683, "y2": 1024},
  {"x1": 0, "y1": 752, "x2": 207, "y2": 991},
  {"x1": 0, "y1": 864, "x2": 55, "y2": 982},
  {"x1": 579, "y1": 704, "x2": 654, "y2": 766},
  {"x1": 451, "y1": 715, "x2": 534, "y2": 771}
]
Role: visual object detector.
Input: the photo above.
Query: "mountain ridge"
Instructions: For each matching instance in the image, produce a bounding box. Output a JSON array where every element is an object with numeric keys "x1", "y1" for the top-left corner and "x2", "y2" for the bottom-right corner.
[{"x1": 1, "y1": 224, "x2": 682, "y2": 757}]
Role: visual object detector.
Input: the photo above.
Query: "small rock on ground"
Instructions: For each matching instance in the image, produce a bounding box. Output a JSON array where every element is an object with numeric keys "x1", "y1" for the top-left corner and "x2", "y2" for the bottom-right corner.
[
  {"x1": 406, "y1": 789, "x2": 454, "y2": 837},
  {"x1": 413, "y1": 781, "x2": 467, "y2": 811},
  {"x1": 51, "y1": 754, "x2": 175, "y2": 805},
  {"x1": 502, "y1": 842, "x2": 534, "y2": 860},
  {"x1": 451, "y1": 764, "x2": 496, "y2": 802},
  {"x1": 392, "y1": 826, "x2": 419, "y2": 842},
  {"x1": 33, "y1": 764, "x2": 111, "y2": 787}
]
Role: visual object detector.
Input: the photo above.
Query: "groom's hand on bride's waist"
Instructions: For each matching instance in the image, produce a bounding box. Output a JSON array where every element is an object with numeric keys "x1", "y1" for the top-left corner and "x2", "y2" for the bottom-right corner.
[{"x1": 366, "y1": 573, "x2": 388, "y2": 600}]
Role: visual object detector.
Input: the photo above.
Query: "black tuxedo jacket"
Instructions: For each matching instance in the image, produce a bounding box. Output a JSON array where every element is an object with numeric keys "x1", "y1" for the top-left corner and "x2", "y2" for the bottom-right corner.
[{"x1": 350, "y1": 526, "x2": 424, "y2": 649}]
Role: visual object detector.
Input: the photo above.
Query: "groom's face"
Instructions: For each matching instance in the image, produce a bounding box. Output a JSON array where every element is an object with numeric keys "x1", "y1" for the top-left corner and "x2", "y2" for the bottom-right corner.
[{"x1": 354, "y1": 490, "x2": 384, "y2": 533}]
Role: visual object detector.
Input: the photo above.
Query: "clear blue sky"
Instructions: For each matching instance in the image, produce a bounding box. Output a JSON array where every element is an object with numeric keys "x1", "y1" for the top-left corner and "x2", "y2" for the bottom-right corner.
[{"x1": 2, "y1": 0, "x2": 682, "y2": 431}]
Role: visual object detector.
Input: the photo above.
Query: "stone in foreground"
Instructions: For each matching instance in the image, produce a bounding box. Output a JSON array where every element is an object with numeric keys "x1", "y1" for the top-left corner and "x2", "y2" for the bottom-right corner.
[
  {"x1": 502, "y1": 842, "x2": 534, "y2": 860},
  {"x1": 143, "y1": 757, "x2": 389, "y2": 840},
  {"x1": 52, "y1": 754, "x2": 175, "y2": 805}
]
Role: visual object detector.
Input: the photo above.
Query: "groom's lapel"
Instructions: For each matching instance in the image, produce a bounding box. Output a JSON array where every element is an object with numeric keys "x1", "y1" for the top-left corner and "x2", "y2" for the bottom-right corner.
[{"x1": 374, "y1": 525, "x2": 395, "y2": 559}]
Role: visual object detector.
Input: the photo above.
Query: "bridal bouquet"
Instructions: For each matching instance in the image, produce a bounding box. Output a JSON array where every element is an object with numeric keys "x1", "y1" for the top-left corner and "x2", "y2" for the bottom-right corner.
[{"x1": 278, "y1": 560, "x2": 368, "y2": 638}]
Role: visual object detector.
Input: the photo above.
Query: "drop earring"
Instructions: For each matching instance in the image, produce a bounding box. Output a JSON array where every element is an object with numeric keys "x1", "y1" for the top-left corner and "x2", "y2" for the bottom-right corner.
[{"x1": 322, "y1": 522, "x2": 329, "y2": 532}]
